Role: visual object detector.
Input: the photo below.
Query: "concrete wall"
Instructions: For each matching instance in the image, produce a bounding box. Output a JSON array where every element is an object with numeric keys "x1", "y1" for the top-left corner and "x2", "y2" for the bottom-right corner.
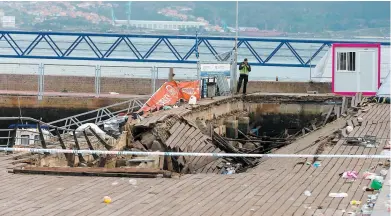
[
  {"x1": 245, "y1": 103, "x2": 333, "y2": 115},
  {"x1": 0, "y1": 74, "x2": 332, "y2": 95},
  {"x1": 0, "y1": 95, "x2": 131, "y2": 109}
]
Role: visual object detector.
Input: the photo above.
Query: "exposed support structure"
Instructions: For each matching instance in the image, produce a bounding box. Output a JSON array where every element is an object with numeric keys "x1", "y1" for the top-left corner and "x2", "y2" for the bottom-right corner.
[{"x1": 0, "y1": 31, "x2": 388, "y2": 68}]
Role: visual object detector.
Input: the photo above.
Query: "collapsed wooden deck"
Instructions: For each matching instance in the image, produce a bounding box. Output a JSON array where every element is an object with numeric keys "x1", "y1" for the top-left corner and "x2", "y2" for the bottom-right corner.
[{"x1": 0, "y1": 102, "x2": 389, "y2": 215}]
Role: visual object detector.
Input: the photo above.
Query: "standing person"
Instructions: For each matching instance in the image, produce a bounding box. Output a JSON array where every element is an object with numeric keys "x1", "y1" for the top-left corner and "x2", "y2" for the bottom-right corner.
[{"x1": 237, "y1": 58, "x2": 251, "y2": 94}]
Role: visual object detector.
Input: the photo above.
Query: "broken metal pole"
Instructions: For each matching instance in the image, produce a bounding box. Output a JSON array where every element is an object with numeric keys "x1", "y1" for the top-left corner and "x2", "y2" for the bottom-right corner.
[
  {"x1": 88, "y1": 128, "x2": 113, "y2": 150},
  {"x1": 83, "y1": 131, "x2": 99, "y2": 160},
  {"x1": 72, "y1": 131, "x2": 86, "y2": 163}
]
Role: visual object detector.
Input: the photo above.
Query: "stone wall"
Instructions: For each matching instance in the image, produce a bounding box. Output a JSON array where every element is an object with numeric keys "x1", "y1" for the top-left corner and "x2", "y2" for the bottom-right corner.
[{"x1": 0, "y1": 74, "x2": 332, "y2": 95}]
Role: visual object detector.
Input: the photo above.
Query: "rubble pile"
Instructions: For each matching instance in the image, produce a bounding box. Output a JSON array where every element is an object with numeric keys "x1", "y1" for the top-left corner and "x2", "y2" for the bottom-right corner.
[{"x1": 129, "y1": 114, "x2": 259, "y2": 174}]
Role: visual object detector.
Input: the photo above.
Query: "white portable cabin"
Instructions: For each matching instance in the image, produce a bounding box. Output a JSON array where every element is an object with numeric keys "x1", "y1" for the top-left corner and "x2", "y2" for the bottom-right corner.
[{"x1": 313, "y1": 44, "x2": 390, "y2": 96}]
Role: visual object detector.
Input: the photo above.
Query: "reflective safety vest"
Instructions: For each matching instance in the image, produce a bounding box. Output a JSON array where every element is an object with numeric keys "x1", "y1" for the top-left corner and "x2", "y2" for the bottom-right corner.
[{"x1": 240, "y1": 65, "x2": 249, "y2": 75}]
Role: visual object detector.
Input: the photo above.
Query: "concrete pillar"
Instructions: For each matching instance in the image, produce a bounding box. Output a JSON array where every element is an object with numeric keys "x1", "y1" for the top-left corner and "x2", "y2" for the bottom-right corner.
[
  {"x1": 224, "y1": 120, "x2": 238, "y2": 139},
  {"x1": 238, "y1": 117, "x2": 250, "y2": 135}
]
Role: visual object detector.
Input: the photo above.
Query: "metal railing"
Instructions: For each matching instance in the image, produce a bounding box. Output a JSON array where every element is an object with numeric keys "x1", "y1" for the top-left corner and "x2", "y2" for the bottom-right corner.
[
  {"x1": 0, "y1": 30, "x2": 389, "y2": 67},
  {"x1": 48, "y1": 97, "x2": 146, "y2": 133}
]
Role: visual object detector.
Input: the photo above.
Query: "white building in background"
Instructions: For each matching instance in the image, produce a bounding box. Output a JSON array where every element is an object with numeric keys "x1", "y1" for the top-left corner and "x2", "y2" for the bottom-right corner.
[
  {"x1": 313, "y1": 45, "x2": 390, "y2": 85},
  {"x1": 114, "y1": 20, "x2": 206, "y2": 30},
  {"x1": 2, "y1": 16, "x2": 16, "y2": 28}
]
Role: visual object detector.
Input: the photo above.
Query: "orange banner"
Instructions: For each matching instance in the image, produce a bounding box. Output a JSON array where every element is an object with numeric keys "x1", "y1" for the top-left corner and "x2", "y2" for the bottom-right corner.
[
  {"x1": 140, "y1": 80, "x2": 200, "y2": 113},
  {"x1": 178, "y1": 80, "x2": 200, "y2": 101}
]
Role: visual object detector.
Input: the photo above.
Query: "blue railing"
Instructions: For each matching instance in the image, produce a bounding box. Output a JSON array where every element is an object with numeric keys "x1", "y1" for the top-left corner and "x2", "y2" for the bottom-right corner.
[{"x1": 0, "y1": 30, "x2": 389, "y2": 67}]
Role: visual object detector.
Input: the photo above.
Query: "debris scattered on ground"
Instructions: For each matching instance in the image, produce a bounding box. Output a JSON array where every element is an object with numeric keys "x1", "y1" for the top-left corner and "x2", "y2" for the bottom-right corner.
[
  {"x1": 350, "y1": 200, "x2": 361, "y2": 205},
  {"x1": 342, "y1": 171, "x2": 358, "y2": 180},
  {"x1": 112, "y1": 181, "x2": 118, "y2": 186},
  {"x1": 304, "y1": 190, "x2": 312, "y2": 196},
  {"x1": 363, "y1": 171, "x2": 376, "y2": 180},
  {"x1": 329, "y1": 193, "x2": 348, "y2": 198},
  {"x1": 103, "y1": 196, "x2": 112, "y2": 204},
  {"x1": 313, "y1": 161, "x2": 321, "y2": 168},
  {"x1": 380, "y1": 169, "x2": 388, "y2": 176},
  {"x1": 346, "y1": 126, "x2": 354, "y2": 134},
  {"x1": 103, "y1": 115, "x2": 128, "y2": 137},
  {"x1": 370, "y1": 178, "x2": 383, "y2": 190}
]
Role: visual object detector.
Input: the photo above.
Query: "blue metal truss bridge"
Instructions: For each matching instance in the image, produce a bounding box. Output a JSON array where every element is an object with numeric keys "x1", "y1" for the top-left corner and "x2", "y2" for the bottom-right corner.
[{"x1": 0, "y1": 31, "x2": 389, "y2": 68}]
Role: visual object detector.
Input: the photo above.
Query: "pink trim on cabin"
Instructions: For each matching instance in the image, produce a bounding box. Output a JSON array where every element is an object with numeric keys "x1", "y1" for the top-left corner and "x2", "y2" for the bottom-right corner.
[{"x1": 331, "y1": 43, "x2": 381, "y2": 96}]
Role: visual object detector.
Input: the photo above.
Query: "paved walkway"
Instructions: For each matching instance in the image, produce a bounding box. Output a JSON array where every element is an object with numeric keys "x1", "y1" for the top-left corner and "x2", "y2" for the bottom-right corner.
[{"x1": 0, "y1": 104, "x2": 389, "y2": 216}]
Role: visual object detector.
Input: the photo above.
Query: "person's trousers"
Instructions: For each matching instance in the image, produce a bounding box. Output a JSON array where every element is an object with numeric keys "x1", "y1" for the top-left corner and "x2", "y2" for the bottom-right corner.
[{"x1": 237, "y1": 74, "x2": 248, "y2": 94}]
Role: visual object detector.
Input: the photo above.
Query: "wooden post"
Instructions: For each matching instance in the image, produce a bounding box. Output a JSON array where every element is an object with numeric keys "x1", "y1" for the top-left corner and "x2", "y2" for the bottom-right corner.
[
  {"x1": 72, "y1": 131, "x2": 86, "y2": 163},
  {"x1": 88, "y1": 128, "x2": 112, "y2": 150},
  {"x1": 333, "y1": 106, "x2": 340, "y2": 118},
  {"x1": 37, "y1": 122, "x2": 47, "y2": 149},
  {"x1": 323, "y1": 105, "x2": 335, "y2": 126},
  {"x1": 55, "y1": 129, "x2": 73, "y2": 166},
  {"x1": 341, "y1": 97, "x2": 346, "y2": 114},
  {"x1": 83, "y1": 131, "x2": 99, "y2": 160}
]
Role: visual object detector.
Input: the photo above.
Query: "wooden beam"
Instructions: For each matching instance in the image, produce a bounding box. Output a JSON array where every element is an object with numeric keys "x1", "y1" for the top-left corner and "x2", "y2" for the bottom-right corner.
[
  {"x1": 37, "y1": 122, "x2": 48, "y2": 151},
  {"x1": 55, "y1": 129, "x2": 73, "y2": 166},
  {"x1": 350, "y1": 96, "x2": 356, "y2": 108},
  {"x1": 88, "y1": 128, "x2": 113, "y2": 150},
  {"x1": 333, "y1": 106, "x2": 340, "y2": 118},
  {"x1": 83, "y1": 131, "x2": 99, "y2": 160},
  {"x1": 72, "y1": 131, "x2": 86, "y2": 163},
  {"x1": 341, "y1": 97, "x2": 346, "y2": 114},
  {"x1": 323, "y1": 105, "x2": 335, "y2": 126}
]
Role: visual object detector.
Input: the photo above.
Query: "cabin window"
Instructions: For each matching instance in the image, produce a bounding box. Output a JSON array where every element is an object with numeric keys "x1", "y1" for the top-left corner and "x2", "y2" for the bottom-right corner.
[
  {"x1": 21, "y1": 135, "x2": 29, "y2": 145},
  {"x1": 34, "y1": 135, "x2": 40, "y2": 144},
  {"x1": 337, "y1": 52, "x2": 356, "y2": 72}
]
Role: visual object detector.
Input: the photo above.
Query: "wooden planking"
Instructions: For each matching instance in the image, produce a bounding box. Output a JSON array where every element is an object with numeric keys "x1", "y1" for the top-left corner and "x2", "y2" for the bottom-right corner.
[
  {"x1": 176, "y1": 127, "x2": 196, "y2": 150},
  {"x1": 308, "y1": 105, "x2": 387, "y2": 215},
  {"x1": 265, "y1": 139, "x2": 338, "y2": 215},
  {"x1": 145, "y1": 175, "x2": 217, "y2": 216},
  {"x1": 288, "y1": 116, "x2": 366, "y2": 215},
  {"x1": 165, "y1": 123, "x2": 186, "y2": 147},
  {"x1": 0, "y1": 104, "x2": 388, "y2": 216},
  {"x1": 169, "y1": 121, "x2": 181, "y2": 134}
]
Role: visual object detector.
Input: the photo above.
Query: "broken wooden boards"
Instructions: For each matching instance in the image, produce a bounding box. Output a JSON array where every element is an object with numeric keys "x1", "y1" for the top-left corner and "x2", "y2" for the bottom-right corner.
[
  {"x1": 164, "y1": 118, "x2": 229, "y2": 174},
  {"x1": 132, "y1": 115, "x2": 235, "y2": 174}
]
